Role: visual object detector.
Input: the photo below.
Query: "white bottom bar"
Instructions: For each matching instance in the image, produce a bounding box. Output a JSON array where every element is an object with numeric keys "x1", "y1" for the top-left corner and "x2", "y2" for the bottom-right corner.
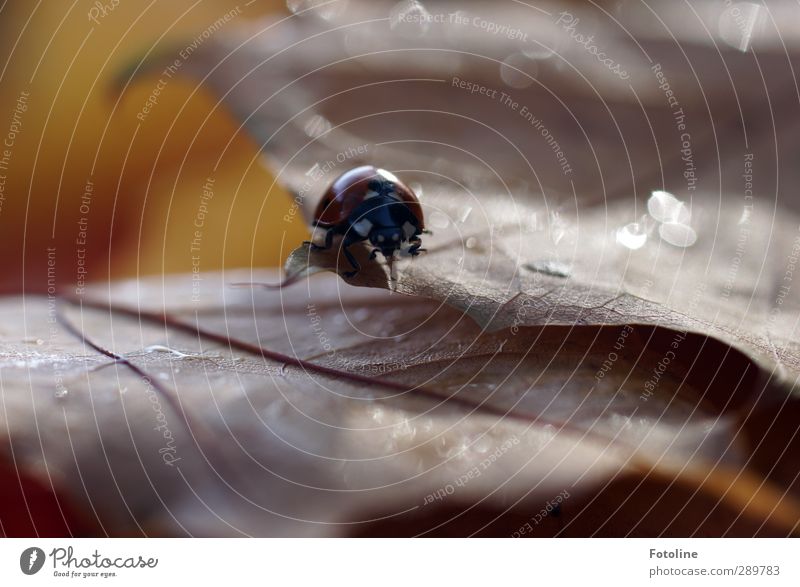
[{"x1": 1, "y1": 538, "x2": 796, "y2": 585}]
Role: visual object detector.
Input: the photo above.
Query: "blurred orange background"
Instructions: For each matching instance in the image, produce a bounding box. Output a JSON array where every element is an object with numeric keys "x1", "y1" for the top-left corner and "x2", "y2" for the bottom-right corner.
[{"x1": 0, "y1": 0, "x2": 307, "y2": 293}]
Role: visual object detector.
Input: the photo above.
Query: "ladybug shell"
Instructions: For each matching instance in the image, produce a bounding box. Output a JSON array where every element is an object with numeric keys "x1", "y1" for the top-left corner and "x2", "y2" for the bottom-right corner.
[{"x1": 313, "y1": 165, "x2": 424, "y2": 230}]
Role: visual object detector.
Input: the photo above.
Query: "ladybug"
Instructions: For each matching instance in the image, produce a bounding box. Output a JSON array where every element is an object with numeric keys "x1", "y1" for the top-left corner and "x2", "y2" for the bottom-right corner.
[{"x1": 307, "y1": 165, "x2": 426, "y2": 277}]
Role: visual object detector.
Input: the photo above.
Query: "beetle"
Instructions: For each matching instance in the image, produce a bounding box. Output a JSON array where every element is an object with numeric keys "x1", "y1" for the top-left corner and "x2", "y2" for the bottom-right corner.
[{"x1": 306, "y1": 165, "x2": 426, "y2": 277}]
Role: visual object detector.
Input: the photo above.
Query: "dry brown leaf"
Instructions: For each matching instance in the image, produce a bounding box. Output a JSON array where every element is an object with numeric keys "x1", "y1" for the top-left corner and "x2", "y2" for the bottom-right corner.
[{"x1": 0, "y1": 270, "x2": 797, "y2": 536}]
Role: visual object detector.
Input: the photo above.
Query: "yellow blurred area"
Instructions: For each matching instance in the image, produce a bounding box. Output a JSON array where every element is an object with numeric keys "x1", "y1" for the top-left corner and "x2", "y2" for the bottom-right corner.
[{"x1": 0, "y1": 0, "x2": 307, "y2": 292}]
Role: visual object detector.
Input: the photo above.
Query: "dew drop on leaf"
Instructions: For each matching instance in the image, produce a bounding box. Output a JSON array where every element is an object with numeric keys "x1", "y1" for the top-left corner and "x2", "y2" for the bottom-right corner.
[
  {"x1": 500, "y1": 53, "x2": 537, "y2": 89},
  {"x1": 659, "y1": 222, "x2": 698, "y2": 247},
  {"x1": 616, "y1": 222, "x2": 648, "y2": 249},
  {"x1": 648, "y1": 190, "x2": 690, "y2": 223},
  {"x1": 429, "y1": 210, "x2": 451, "y2": 229},
  {"x1": 303, "y1": 114, "x2": 331, "y2": 138},
  {"x1": 718, "y1": 2, "x2": 766, "y2": 52},
  {"x1": 389, "y1": 0, "x2": 432, "y2": 38},
  {"x1": 287, "y1": 0, "x2": 347, "y2": 21},
  {"x1": 525, "y1": 259, "x2": 572, "y2": 278}
]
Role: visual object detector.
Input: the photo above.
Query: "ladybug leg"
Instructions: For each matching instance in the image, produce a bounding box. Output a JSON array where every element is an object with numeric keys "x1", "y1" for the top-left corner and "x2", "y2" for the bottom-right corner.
[
  {"x1": 408, "y1": 243, "x2": 427, "y2": 257},
  {"x1": 369, "y1": 248, "x2": 381, "y2": 261},
  {"x1": 304, "y1": 228, "x2": 334, "y2": 251},
  {"x1": 408, "y1": 236, "x2": 426, "y2": 257},
  {"x1": 341, "y1": 245, "x2": 361, "y2": 278},
  {"x1": 421, "y1": 229, "x2": 433, "y2": 235}
]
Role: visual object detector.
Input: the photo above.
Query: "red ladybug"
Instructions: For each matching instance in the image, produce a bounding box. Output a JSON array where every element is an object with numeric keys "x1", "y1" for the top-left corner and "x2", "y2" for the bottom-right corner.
[{"x1": 308, "y1": 165, "x2": 426, "y2": 277}]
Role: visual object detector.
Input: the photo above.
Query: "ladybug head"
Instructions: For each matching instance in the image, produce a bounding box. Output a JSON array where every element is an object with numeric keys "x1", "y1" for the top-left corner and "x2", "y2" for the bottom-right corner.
[
  {"x1": 369, "y1": 226, "x2": 404, "y2": 257},
  {"x1": 367, "y1": 177, "x2": 395, "y2": 198}
]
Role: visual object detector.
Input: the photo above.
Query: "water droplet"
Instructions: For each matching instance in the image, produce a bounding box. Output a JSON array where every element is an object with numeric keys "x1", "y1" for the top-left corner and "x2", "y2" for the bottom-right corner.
[
  {"x1": 55, "y1": 388, "x2": 68, "y2": 399},
  {"x1": 465, "y1": 236, "x2": 477, "y2": 249},
  {"x1": 647, "y1": 190, "x2": 690, "y2": 223},
  {"x1": 143, "y1": 345, "x2": 192, "y2": 358},
  {"x1": 389, "y1": 0, "x2": 432, "y2": 38},
  {"x1": 500, "y1": 53, "x2": 537, "y2": 89},
  {"x1": 616, "y1": 223, "x2": 648, "y2": 250},
  {"x1": 521, "y1": 44, "x2": 555, "y2": 60},
  {"x1": 525, "y1": 259, "x2": 572, "y2": 278},
  {"x1": 443, "y1": 10, "x2": 471, "y2": 42},
  {"x1": 434, "y1": 437, "x2": 451, "y2": 458},
  {"x1": 738, "y1": 206, "x2": 752, "y2": 225},
  {"x1": 391, "y1": 418, "x2": 416, "y2": 442},
  {"x1": 549, "y1": 211, "x2": 567, "y2": 245},
  {"x1": 263, "y1": 400, "x2": 288, "y2": 421},
  {"x1": 659, "y1": 222, "x2": 697, "y2": 247},
  {"x1": 472, "y1": 436, "x2": 493, "y2": 454},
  {"x1": 22, "y1": 337, "x2": 44, "y2": 345},
  {"x1": 303, "y1": 114, "x2": 331, "y2": 138},
  {"x1": 718, "y1": 2, "x2": 766, "y2": 52},
  {"x1": 158, "y1": 372, "x2": 170, "y2": 381},
  {"x1": 409, "y1": 181, "x2": 424, "y2": 200},
  {"x1": 429, "y1": 211, "x2": 450, "y2": 229},
  {"x1": 287, "y1": 0, "x2": 348, "y2": 20}
]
